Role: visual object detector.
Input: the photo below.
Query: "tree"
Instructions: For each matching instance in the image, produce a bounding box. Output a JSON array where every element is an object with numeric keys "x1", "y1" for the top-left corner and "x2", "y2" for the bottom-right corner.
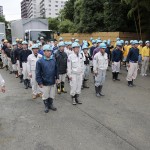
[
  {"x1": 75, "y1": 0, "x2": 105, "y2": 33},
  {"x1": 63, "y1": 0, "x2": 76, "y2": 22},
  {"x1": 103, "y1": 0, "x2": 135, "y2": 32},
  {"x1": 122, "y1": 0, "x2": 150, "y2": 39},
  {"x1": 48, "y1": 17, "x2": 60, "y2": 32},
  {"x1": 58, "y1": 19, "x2": 75, "y2": 33}
]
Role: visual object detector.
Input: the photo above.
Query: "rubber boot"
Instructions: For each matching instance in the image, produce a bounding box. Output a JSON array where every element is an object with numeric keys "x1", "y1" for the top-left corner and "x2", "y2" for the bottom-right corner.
[
  {"x1": 95, "y1": 86, "x2": 100, "y2": 97},
  {"x1": 48, "y1": 98, "x2": 57, "y2": 111},
  {"x1": 61, "y1": 82, "x2": 67, "y2": 93},
  {"x1": 83, "y1": 80, "x2": 89, "y2": 88},
  {"x1": 112, "y1": 72, "x2": 115, "y2": 81},
  {"x1": 24, "y1": 79, "x2": 28, "y2": 89},
  {"x1": 75, "y1": 94, "x2": 82, "y2": 104},
  {"x1": 27, "y1": 79, "x2": 32, "y2": 88},
  {"x1": 131, "y1": 80, "x2": 135, "y2": 86},
  {"x1": 115, "y1": 72, "x2": 120, "y2": 81},
  {"x1": 72, "y1": 95, "x2": 76, "y2": 105},
  {"x1": 19, "y1": 75, "x2": 23, "y2": 83},
  {"x1": 128, "y1": 81, "x2": 133, "y2": 87},
  {"x1": 99, "y1": 85, "x2": 105, "y2": 96},
  {"x1": 57, "y1": 83, "x2": 61, "y2": 94},
  {"x1": 43, "y1": 99, "x2": 49, "y2": 113},
  {"x1": 6, "y1": 65, "x2": 8, "y2": 71}
]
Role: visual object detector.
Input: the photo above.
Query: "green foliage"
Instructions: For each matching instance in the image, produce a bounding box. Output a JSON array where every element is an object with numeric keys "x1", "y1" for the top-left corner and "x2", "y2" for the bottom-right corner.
[
  {"x1": 58, "y1": 19, "x2": 76, "y2": 33},
  {"x1": 48, "y1": 17, "x2": 60, "y2": 32},
  {"x1": 49, "y1": 0, "x2": 150, "y2": 34}
]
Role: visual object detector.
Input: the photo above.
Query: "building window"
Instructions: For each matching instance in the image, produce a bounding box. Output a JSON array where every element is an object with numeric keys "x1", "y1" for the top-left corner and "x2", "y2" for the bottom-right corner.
[
  {"x1": 49, "y1": 4, "x2": 51, "y2": 6},
  {"x1": 55, "y1": 13, "x2": 59, "y2": 15},
  {"x1": 55, "y1": 1, "x2": 58, "y2": 3},
  {"x1": 61, "y1": 1, "x2": 63, "y2": 3},
  {"x1": 49, "y1": 0, "x2": 51, "y2": 2},
  {"x1": 49, "y1": 13, "x2": 51, "y2": 15},
  {"x1": 61, "y1": 5, "x2": 64, "y2": 7},
  {"x1": 55, "y1": 5, "x2": 58, "y2": 7},
  {"x1": 49, "y1": 9, "x2": 51, "y2": 10},
  {"x1": 55, "y1": 9, "x2": 58, "y2": 11}
]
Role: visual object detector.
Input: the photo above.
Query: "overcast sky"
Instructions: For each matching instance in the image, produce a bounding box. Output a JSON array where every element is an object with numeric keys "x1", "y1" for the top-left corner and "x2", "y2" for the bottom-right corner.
[{"x1": 1, "y1": 0, "x2": 22, "y2": 21}]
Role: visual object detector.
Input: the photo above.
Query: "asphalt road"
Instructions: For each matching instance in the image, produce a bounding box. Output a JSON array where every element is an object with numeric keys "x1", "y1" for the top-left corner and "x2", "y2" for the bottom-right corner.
[{"x1": 0, "y1": 67, "x2": 150, "y2": 150}]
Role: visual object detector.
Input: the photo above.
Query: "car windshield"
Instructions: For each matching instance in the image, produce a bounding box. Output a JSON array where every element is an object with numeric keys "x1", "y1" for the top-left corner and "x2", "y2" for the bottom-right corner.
[{"x1": 30, "y1": 31, "x2": 54, "y2": 41}]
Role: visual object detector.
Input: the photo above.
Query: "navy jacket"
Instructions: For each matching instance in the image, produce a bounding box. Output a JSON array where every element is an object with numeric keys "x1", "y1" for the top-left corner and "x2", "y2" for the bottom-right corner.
[
  {"x1": 55, "y1": 50, "x2": 68, "y2": 74},
  {"x1": 19, "y1": 49, "x2": 32, "y2": 68},
  {"x1": 90, "y1": 46, "x2": 96, "y2": 57},
  {"x1": 112, "y1": 49, "x2": 123, "y2": 62},
  {"x1": 126, "y1": 48, "x2": 139, "y2": 62},
  {"x1": 36, "y1": 56, "x2": 59, "y2": 86}
]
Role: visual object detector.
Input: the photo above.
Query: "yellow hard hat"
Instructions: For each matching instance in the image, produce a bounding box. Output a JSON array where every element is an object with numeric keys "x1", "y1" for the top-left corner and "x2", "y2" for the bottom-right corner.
[
  {"x1": 19, "y1": 39, "x2": 23, "y2": 42},
  {"x1": 16, "y1": 38, "x2": 19, "y2": 42},
  {"x1": 4, "y1": 39, "x2": 8, "y2": 43}
]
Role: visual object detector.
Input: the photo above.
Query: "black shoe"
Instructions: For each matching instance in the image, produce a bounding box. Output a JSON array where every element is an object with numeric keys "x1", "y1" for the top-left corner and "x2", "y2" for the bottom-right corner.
[
  {"x1": 9, "y1": 71, "x2": 13, "y2": 74},
  {"x1": 48, "y1": 98, "x2": 57, "y2": 111},
  {"x1": 43, "y1": 100, "x2": 49, "y2": 113}
]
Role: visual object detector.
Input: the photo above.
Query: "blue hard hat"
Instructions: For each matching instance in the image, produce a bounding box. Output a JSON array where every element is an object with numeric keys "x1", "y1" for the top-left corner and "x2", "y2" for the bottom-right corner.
[
  {"x1": 67, "y1": 41, "x2": 72, "y2": 45},
  {"x1": 99, "y1": 43, "x2": 107, "y2": 49},
  {"x1": 120, "y1": 40, "x2": 124, "y2": 44},
  {"x1": 97, "y1": 39, "x2": 102, "y2": 44},
  {"x1": 43, "y1": 45, "x2": 52, "y2": 51},
  {"x1": 65, "y1": 41, "x2": 68, "y2": 45},
  {"x1": 38, "y1": 43, "x2": 42, "y2": 46},
  {"x1": 22, "y1": 41, "x2": 28, "y2": 45},
  {"x1": 92, "y1": 40, "x2": 96, "y2": 44},
  {"x1": 107, "y1": 39, "x2": 111, "y2": 45},
  {"x1": 12, "y1": 42, "x2": 17, "y2": 46},
  {"x1": 145, "y1": 40, "x2": 149, "y2": 44},
  {"x1": 75, "y1": 39, "x2": 79, "y2": 42},
  {"x1": 116, "y1": 38, "x2": 120, "y2": 41},
  {"x1": 139, "y1": 40, "x2": 143, "y2": 44},
  {"x1": 133, "y1": 40, "x2": 139, "y2": 45},
  {"x1": 72, "y1": 42, "x2": 80, "y2": 48},
  {"x1": 82, "y1": 44, "x2": 88, "y2": 50},
  {"x1": 36, "y1": 40, "x2": 40, "y2": 43},
  {"x1": 59, "y1": 37, "x2": 63, "y2": 41},
  {"x1": 97, "y1": 37, "x2": 101, "y2": 40},
  {"x1": 32, "y1": 44, "x2": 39, "y2": 49},
  {"x1": 58, "y1": 41, "x2": 65, "y2": 47},
  {"x1": 130, "y1": 40, "x2": 133, "y2": 44},
  {"x1": 125, "y1": 41, "x2": 129, "y2": 44},
  {"x1": 116, "y1": 41, "x2": 122, "y2": 46},
  {"x1": 103, "y1": 40, "x2": 107, "y2": 44},
  {"x1": 90, "y1": 37, "x2": 93, "y2": 41}
]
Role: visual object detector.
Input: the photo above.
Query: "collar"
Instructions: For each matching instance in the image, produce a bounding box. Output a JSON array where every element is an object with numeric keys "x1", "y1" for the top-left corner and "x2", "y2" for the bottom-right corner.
[{"x1": 44, "y1": 55, "x2": 53, "y2": 60}]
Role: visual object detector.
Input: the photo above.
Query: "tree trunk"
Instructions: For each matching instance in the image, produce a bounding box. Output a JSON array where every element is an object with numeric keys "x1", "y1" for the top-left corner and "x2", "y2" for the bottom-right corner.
[
  {"x1": 137, "y1": 1, "x2": 142, "y2": 40},
  {"x1": 133, "y1": 13, "x2": 139, "y2": 40}
]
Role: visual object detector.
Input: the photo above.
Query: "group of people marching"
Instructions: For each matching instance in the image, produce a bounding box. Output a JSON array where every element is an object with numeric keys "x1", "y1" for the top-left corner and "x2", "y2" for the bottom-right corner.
[{"x1": 0, "y1": 36, "x2": 149, "y2": 113}]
